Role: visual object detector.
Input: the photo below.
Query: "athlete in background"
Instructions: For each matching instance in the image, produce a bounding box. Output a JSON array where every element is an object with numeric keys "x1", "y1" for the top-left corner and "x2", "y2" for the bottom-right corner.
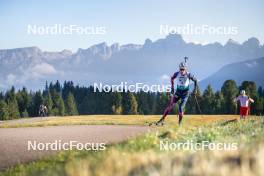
[{"x1": 234, "y1": 90, "x2": 254, "y2": 119}]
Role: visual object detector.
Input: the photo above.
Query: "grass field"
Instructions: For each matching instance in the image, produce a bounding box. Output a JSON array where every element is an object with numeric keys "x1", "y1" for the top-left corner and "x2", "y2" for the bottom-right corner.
[
  {"x1": 0, "y1": 115, "x2": 237, "y2": 128},
  {"x1": 1, "y1": 115, "x2": 264, "y2": 176}
]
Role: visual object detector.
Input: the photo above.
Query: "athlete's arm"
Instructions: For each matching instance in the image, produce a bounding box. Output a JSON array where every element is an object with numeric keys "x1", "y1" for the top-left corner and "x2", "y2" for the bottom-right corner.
[
  {"x1": 249, "y1": 97, "x2": 254, "y2": 103},
  {"x1": 189, "y1": 73, "x2": 198, "y2": 94},
  {"x1": 170, "y1": 72, "x2": 177, "y2": 94}
]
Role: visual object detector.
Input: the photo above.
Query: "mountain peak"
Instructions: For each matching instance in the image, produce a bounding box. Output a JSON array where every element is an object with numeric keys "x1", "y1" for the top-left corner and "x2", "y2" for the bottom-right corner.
[
  {"x1": 166, "y1": 33, "x2": 183, "y2": 40},
  {"x1": 61, "y1": 49, "x2": 72, "y2": 55},
  {"x1": 144, "y1": 38, "x2": 152, "y2": 46},
  {"x1": 90, "y1": 42, "x2": 107, "y2": 49},
  {"x1": 164, "y1": 34, "x2": 185, "y2": 45},
  {"x1": 0, "y1": 46, "x2": 42, "y2": 58},
  {"x1": 226, "y1": 39, "x2": 240, "y2": 46},
  {"x1": 5, "y1": 46, "x2": 42, "y2": 53},
  {"x1": 243, "y1": 37, "x2": 260, "y2": 48}
]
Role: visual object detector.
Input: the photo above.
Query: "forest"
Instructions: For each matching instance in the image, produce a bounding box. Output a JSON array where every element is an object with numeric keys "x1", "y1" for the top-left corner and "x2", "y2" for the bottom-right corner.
[{"x1": 0, "y1": 80, "x2": 263, "y2": 120}]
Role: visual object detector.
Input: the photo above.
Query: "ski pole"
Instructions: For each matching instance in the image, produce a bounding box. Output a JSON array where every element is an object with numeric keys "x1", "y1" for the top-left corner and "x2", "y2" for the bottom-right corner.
[{"x1": 194, "y1": 95, "x2": 203, "y2": 117}]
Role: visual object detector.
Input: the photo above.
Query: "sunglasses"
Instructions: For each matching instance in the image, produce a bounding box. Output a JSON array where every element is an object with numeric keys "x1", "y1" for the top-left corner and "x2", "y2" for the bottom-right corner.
[{"x1": 180, "y1": 68, "x2": 186, "y2": 71}]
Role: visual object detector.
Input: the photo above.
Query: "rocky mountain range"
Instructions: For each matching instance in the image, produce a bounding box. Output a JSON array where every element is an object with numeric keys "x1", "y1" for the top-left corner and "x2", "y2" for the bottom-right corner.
[{"x1": 0, "y1": 34, "x2": 263, "y2": 91}]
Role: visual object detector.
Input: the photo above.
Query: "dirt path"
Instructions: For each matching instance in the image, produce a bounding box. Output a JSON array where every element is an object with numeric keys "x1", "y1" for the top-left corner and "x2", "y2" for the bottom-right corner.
[{"x1": 0, "y1": 125, "x2": 149, "y2": 170}]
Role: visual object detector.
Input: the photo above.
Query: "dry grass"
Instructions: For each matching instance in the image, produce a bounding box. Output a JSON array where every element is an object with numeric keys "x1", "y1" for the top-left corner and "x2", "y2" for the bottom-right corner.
[{"x1": 0, "y1": 115, "x2": 238, "y2": 128}]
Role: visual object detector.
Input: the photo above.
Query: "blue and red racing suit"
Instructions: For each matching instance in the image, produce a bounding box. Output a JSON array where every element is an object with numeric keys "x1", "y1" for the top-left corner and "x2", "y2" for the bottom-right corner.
[{"x1": 162, "y1": 71, "x2": 197, "y2": 121}]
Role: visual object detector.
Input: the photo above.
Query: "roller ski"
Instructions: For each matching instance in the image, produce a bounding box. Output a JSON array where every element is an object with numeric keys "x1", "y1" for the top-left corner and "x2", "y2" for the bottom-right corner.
[{"x1": 149, "y1": 118, "x2": 165, "y2": 126}]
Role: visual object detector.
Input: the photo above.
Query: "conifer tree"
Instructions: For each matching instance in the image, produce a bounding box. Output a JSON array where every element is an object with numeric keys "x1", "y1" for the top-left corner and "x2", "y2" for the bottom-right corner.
[{"x1": 65, "y1": 92, "x2": 78, "y2": 115}]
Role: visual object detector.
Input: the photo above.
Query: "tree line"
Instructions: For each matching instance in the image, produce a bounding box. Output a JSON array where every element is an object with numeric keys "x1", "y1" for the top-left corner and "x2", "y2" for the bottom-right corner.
[{"x1": 0, "y1": 80, "x2": 263, "y2": 120}]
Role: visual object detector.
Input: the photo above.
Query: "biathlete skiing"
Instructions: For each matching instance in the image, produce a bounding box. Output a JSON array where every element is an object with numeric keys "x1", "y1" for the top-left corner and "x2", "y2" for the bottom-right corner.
[
  {"x1": 234, "y1": 90, "x2": 254, "y2": 119},
  {"x1": 150, "y1": 57, "x2": 198, "y2": 126}
]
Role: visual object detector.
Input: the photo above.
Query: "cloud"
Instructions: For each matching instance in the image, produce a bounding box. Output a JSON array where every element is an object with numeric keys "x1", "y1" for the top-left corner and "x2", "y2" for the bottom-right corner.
[
  {"x1": 15, "y1": 62, "x2": 59, "y2": 84},
  {"x1": 30, "y1": 63, "x2": 57, "y2": 78}
]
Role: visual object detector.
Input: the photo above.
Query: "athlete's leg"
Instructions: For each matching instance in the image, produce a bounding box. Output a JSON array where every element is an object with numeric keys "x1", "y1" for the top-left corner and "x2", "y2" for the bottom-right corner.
[
  {"x1": 158, "y1": 95, "x2": 179, "y2": 122},
  {"x1": 178, "y1": 94, "x2": 189, "y2": 124},
  {"x1": 245, "y1": 107, "x2": 249, "y2": 119},
  {"x1": 239, "y1": 107, "x2": 243, "y2": 120}
]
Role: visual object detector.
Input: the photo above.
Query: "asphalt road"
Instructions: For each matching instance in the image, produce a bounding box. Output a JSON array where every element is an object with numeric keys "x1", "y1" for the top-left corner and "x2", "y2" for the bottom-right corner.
[{"x1": 0, "y1": 125, "x2": 149, "y2": 171}]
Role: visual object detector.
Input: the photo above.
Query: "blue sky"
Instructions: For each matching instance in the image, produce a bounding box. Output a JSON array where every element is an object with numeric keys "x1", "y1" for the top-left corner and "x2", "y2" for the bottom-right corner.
[{"x1": 0, "y1": 0, "x2": 263, "y2": 51}]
